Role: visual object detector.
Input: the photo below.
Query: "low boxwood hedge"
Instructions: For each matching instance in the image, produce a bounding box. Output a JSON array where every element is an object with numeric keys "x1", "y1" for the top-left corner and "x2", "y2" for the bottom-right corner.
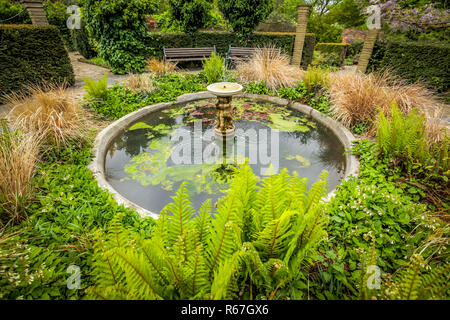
[
  {"x1": 0, "y1": 24, "x2": 74, "y2": 97},
  {"x1": 146, "y1": 31, "x2": 315, "y2": 68},
  {"x1": 368, "y1": 40, "x2": 450, "y2": 92}
]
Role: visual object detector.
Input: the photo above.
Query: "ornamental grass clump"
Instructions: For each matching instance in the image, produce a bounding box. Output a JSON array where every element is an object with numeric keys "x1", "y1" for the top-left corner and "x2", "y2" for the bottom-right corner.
[
  {"x1": 147, "y1": 58, "x2": 177, "y2": 76},
  {"x1": 123, "y1": 74, "x2": 154, "y2": 94},
  {"x1": 5, "y1": 84, "x2": 85, "y2": 146},
  {"x1": 236, "y1": 47, "x2": 303, "y2": 90},
  {"x1": 0, "y1": 120, "x2": 43, "y2": 224},
  {"x1": 329, "y1": 70, "x2": 443, "y2": 133}
]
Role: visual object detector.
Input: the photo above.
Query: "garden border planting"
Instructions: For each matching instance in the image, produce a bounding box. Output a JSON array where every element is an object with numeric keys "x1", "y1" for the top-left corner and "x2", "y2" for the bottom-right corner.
[{"x1": 89, "y1": 92, "x2": 360, "y2": 218}]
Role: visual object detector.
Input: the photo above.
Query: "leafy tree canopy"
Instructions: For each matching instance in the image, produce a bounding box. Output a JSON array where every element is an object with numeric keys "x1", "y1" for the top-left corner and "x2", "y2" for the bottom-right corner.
[{"x1": 218, "y1": 0, "x2": 273, "y2": 37}]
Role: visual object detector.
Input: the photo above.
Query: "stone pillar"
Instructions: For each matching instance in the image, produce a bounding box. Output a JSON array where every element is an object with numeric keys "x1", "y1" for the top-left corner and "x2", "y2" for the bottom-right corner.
[
  {"x1": 357, "y1": 29, "x2": 379, "y2": 73},
  {"x1": 291, "y1": 5, "x2": 311, "y2": 66},
  {"x1": 21, "y1": 0, "x2": 48, "y2": 25}
]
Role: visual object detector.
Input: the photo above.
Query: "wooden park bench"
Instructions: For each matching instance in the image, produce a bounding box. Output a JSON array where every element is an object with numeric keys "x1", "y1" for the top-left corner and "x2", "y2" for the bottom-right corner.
[
  {"x1": 225, "y1": 46, "x2": 281, "y2": 68},
  {"x1": 163, "y1": 46, "x2": 217, "y2": 63}
]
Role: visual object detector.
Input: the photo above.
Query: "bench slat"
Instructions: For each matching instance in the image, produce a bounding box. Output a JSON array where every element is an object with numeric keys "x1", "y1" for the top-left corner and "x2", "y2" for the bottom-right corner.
[
  {"x1": 163, "y1": 47, "x2": 216, "y2": 62},
  {"x1": 165, "y1": 53, "x2": 213, "y2": 57}
]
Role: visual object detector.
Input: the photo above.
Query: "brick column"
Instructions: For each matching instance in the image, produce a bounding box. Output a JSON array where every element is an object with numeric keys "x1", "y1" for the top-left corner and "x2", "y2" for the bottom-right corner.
[
  {"x1": 291, "y1": 5, "x2": 311, "y2": 66},
  {"x1": 22, "y1": 0, "x2": 48, "y2": 25},
  {"x1": 357, "y1": 29, "x2": 379, "y2": 73}
]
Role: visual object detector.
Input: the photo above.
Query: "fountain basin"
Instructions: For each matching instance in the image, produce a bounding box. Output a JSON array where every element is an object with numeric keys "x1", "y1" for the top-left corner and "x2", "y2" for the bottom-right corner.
[
  {"x1": 89, "y1": 92, "x2": 359, "y2": 219},
  {"x1": 207, "y1": 82, "x2": 243, "y2": 96}
]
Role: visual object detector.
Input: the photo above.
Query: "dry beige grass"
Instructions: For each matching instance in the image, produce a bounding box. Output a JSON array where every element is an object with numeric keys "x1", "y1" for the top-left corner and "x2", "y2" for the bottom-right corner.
[
  {"x1": 0, "y1": 122, "x2": 43, "y2": 223},
  {"x1": 236, "y1": 47, "x2": 303, "y2": 90},
  {"x1": 123, "y1": 74, "x2": 154, "y2": 94},
  {"x1": 424, "y1": 114, "x2": 448, "y2": 143},
  {"x1": 5, "y1": 85, "x2": 85, "y2": 146},
  {"x1": 147, "y1": 58, "x2": 177, "y2": 75},
  {"x1": 328, "y1": 70, "x2": 444, "y2": 133}
]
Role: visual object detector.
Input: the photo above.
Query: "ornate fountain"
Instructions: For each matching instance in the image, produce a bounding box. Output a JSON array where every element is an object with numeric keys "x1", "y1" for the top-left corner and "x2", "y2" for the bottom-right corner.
[{"x1": 206, "y1": 82, "x2": 243, "y2": 139}]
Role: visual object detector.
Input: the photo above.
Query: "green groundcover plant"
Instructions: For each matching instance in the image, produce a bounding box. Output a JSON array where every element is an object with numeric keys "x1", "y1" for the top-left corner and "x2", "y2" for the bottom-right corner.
[{"x1": 85, "y1": 73, "x2": 205, "y2": 119}]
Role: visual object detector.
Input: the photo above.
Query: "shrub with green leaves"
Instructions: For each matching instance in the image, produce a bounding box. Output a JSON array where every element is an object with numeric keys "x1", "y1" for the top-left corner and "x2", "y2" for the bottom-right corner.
[
  {"x1": 0, "y1": 139, "x2": 156, "y2": 300},
  {"x1": 0, "y1": 0, "x2": 31, "y2": 24},
  {"x1": 80, "y1": 0, "x2": 154, "y2": 74},
  {"x1": 218, "y1": 0, "x2": 273, "y2": 37},
  {"x1": 243, "y1": 81, "x2": 273, "y2": 96},
  {"x1": 201, "y1": 52, "x2": 225, "y2": 84},
  {"x1": 88, "y1": 165, "x2": 329, "y2": 299}
]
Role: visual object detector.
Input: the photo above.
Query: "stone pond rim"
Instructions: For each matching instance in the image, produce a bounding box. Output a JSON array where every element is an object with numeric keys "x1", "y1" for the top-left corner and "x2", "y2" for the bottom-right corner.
[{"x1": 88, "y1": 92, "x2": 360, "y2": 219}]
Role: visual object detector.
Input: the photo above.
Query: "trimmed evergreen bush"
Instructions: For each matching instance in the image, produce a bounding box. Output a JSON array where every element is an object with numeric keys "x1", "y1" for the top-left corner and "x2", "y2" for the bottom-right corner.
[
  {"x1": 368, "y1": 41, "x2": 450, "y2": 92},
  {"x1": 146, "y1": 31, "x2": 315, "y2": 69},
  {"x1": 0, "y1": 24, "x2": 74, "y2": 97}
]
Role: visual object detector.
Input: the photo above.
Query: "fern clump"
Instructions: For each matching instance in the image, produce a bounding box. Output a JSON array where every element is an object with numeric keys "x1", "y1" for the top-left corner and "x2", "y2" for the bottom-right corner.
[
  {"x1": 83, "y1": 73, "x2": 108, "y2": 101},
  {"x1": 376, "y1": 102, "x2": 429, "y2": 170},
  {"x1": 382, "y1": 254, "x2": 449, "y2": 300},
  {"x1": 88, "y1": 165, "x2": 329, "y2": 300},
  {"x1": 201, "y1": 52, "x2": 225, "y2": 84},
  {"x1": 358, "y1": 242, "x2": 450, "y2": 300}
]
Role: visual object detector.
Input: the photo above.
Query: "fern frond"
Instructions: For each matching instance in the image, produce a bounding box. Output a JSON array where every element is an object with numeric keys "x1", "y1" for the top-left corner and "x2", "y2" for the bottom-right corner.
[
  {"x1": 160, "y1": 182, "x2": 196, "y2": 247},
  {"x1": 206, "y1": 190, "x2": 242, "y2": 279},
  {"x1": 417, "y1": 262, "x2": 450, "y2": 299},
  {"x1": 210, "y1": 250, "x2": 243, "y2": 300},
  {"x1": 106, "y1": 247, "x2": 162, "y2": 299},
  {"x1": 253, "y1": 210, "x2": 294, "y2": 260},
  {"x1": 227, "y1": 164, "x2": 258, "y2": 242},
  {"x1": 195, "y1": 199, "x2": 212, "y2": 249},
  {"x1": 252, "y1": 169, "x2": 290, "y2": 235}
]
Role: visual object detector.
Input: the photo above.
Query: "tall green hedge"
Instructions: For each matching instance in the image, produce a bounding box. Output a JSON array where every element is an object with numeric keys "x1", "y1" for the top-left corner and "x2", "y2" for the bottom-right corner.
[
  {"x1": 146, "y1": 31, "x2": 315, "y2": 68},
  {"x1": 0, "y1": 24, "x2": 74, "y2": 97},
  {"x1": 71, "y1": 19, "x2": 96, "y2": 59},
  {"x1": 368, "y1": 41, "x2": 450, "y2": 92}
]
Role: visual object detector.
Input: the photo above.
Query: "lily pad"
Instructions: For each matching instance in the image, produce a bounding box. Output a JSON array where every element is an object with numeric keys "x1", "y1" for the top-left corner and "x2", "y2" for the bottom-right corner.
[
  {"x1": 286, "y1": 155, "x2": 311, "y2": 168},
  {"x1": 268, "y1": 114, "x2": 310, "y2": 132},
  {"x1": 128, "y1": 122, "x2": 152, "y2": 131}
]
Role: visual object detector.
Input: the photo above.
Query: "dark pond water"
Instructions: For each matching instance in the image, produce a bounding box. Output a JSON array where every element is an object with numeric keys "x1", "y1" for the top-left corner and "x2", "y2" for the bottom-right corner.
[{"x1": 105, "y1": 98, "x2": 346, "y2": 213}]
